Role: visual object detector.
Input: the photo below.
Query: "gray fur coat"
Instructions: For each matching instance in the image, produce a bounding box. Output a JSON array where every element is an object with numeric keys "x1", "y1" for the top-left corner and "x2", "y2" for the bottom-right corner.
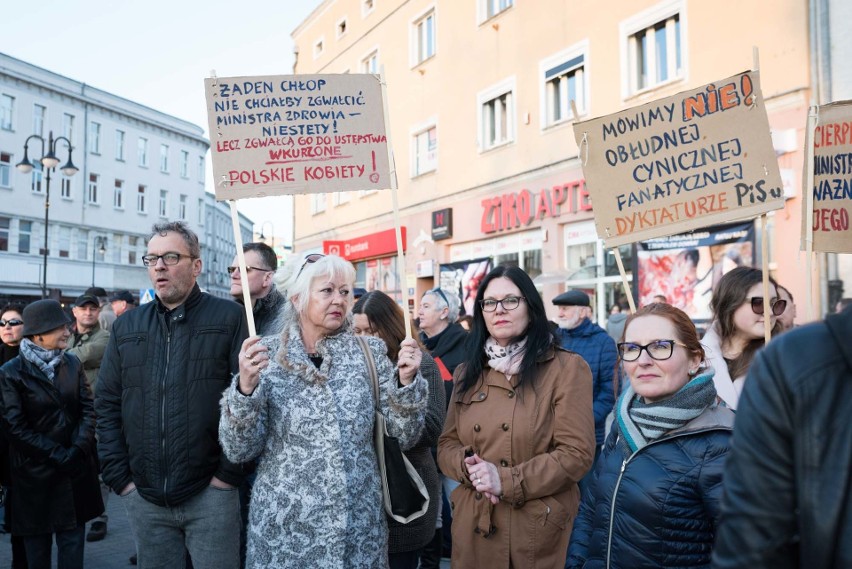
[{"x1": 219, "y1": 306, "x2": 427, "y2": 569}]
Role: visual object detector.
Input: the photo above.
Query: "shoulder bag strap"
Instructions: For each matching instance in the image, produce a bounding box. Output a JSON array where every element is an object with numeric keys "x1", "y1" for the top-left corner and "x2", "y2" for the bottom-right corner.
[{"x1": 356, "y1": 335, "x2": 380, "y2": 412}]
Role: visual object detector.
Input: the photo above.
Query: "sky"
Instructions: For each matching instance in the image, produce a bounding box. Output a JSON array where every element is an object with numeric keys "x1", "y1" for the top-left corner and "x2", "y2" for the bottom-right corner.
[{"x1": 3, "y1": 0, "x2": 322, "y2": 245}]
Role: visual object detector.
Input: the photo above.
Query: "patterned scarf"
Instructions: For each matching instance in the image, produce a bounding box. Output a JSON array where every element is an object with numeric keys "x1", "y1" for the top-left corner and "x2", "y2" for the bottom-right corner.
[
  {"x1": 616, "y1": 370, "x2": 717, "y2": 456},
  {"x1": 485, "y1": 337, "x2": 526, "y2": 379},
  {"x1": 19, "y1": 338, "x2": 64, "y2": 382}
]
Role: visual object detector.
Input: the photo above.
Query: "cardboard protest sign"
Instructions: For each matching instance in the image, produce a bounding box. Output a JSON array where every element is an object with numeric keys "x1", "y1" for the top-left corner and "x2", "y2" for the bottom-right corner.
[
  {"x1": 801, "y1": 100, "x2": 852, "y2": 252},
  {"x1": 204, "y1": 74, "x2": 391, "y2": 200},
  {"x1": 573, "y1": 71, "x2": 784, "y2": 247}
]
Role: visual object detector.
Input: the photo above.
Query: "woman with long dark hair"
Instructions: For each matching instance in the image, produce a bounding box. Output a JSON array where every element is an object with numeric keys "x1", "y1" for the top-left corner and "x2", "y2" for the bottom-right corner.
[
  {"x1": 702, "y1": 267, "x2": 784, "y2": 408},
  {"x1": 352, "y1": 291, "x2": 445, "y2": 569},
  {"x1": 437, "y1": 265, "x2": 595, "y2": 568}
]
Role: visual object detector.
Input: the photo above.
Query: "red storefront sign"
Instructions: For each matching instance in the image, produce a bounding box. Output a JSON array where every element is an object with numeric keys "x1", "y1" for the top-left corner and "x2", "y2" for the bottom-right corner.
[
  {"x1": 481, "y1": 179, "x2": 592, "y2": 234},
  {"x1": 323, "y1": 227, "x2": 407, "y2": 261}
]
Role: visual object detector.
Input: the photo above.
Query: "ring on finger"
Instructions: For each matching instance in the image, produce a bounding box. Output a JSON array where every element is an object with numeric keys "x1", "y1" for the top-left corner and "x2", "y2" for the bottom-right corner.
[{"x1": 251, "y1": 359, "x2": 259, "y2": 367}]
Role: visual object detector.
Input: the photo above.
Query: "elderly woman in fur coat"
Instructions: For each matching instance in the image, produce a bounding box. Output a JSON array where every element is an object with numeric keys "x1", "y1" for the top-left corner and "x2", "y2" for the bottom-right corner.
[{"x1": 219, "y1": 254, "x2": 428, "y2": 569}]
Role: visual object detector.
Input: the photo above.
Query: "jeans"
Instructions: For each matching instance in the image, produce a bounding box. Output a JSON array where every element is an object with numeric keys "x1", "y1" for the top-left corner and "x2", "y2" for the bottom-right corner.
[
  {"x1": 122, "y1": 485, "x2": 240, "y2": 569},
  {"x1": 22, "y1": 526, "x2": 85, "y2": 569}
]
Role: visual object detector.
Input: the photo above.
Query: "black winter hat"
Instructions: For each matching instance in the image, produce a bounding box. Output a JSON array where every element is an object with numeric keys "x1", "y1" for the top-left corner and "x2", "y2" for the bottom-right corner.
[
  {"x1": 22, "y1": 299, "x2": 72, "y2": 336},
  {"x1": 552, "y1": 290, "x2": 591, "y2": 307}
]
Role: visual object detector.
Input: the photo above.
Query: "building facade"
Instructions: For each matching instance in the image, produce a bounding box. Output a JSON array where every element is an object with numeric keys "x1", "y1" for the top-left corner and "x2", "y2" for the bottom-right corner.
[
  {"x1": 291, "y1": 0, "x2": 843, "y2": 322},
  {"x1": 0, "y1": 52, "x2": 252, "y2": 305}
]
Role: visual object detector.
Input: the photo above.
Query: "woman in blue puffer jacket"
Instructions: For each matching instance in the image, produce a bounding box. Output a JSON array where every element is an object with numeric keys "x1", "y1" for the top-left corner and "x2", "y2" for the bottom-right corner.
[{"x1": 567, "y1": 303, "x2": 734, "y2": 569}]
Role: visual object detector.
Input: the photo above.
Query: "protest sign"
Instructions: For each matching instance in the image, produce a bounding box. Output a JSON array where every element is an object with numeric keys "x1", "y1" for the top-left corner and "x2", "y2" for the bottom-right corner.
[
  {"x1": 204, "y1": 74, "x2": 391, "y2": 200},
  {"x1": 573, "y1": 70, "x2": 784, "y2": 247},
  {"x1": 801, "y1": 99, "x2": 852, "y2": 253}
]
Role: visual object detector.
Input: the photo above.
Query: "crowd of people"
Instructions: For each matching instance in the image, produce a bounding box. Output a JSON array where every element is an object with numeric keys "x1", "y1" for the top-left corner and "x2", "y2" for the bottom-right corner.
[{"x1": 0, "y1": 219, "x2": 849, "y2": 568}]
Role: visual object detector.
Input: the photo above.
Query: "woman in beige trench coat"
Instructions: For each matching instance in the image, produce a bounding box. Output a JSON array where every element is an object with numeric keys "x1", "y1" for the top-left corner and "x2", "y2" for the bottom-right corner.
[{"x1": 438, "y1": 265, "x2": 595, "y2": 568}]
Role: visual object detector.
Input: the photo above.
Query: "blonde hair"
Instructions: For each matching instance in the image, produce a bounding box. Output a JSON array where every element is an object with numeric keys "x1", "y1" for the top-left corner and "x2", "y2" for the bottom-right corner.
[{"x1": 287, "y1": 255, "x2": 356, "y2": 315}]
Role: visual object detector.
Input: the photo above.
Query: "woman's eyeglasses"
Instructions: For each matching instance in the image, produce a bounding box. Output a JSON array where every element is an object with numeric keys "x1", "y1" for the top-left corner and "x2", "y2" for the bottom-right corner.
[
  {"x1": 479, "y1": 296, "x2": 525, "y2": 312},
  {"x1": 430, "y1": 288, "x2": 450, "y2": 308},
  {"x1": 227, "y1": 266, "x2": 273, "y2": 275},
  {"x1": 748, "y1": 297, "x2": 787, "y2": 316},
  {"x1": 0, "y1": 319, "x2": 23, "y2": 327},
  {"x1": 617, "y1": 339, "x2": 687, "y2": 361},
  {"x1": 297, "y1": 253, "x2": 325, "y2": 279}
]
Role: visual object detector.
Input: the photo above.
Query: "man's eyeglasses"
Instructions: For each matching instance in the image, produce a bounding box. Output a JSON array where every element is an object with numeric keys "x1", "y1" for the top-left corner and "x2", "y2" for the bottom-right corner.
[
  {"x1": 479, "y1": 296, "x2": 525, "y2": 312},
  {"x1": 297, "y1": 253, "x2": 325, "y2": 279},
  {"x1": 0, "y1": 319, "x2": 23, "y2": 327},
  {"x1": 617, "y1": 339, "x2": 687, "y2": 362},
  {"x1": 748, "y1": 297, "x2": 787, "y2": 316},
  {"x1": 142, "y1": 253, "x2": 195, "y2": 267},
  {"x1": 227, "y1": 266, "x2": 273, "y2": 275}
]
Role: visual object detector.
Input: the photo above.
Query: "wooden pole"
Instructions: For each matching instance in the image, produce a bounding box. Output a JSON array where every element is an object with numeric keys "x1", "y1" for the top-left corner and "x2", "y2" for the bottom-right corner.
[
  {"x1": 760, "y1": 214, "x2": 771, "y2": 344},
  {"x1": 803, "y1": 105, "x2": 818, "y2": 321},
  {"x1": 230, "y1": 200, "x2": 257, "y2": 337}
]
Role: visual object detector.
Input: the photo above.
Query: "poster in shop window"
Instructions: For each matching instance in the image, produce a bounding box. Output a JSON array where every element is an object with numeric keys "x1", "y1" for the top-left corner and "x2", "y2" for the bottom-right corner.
[
  {"x1": 636, "y1": 221, "x2": 754, "y2": 320},
  {"x1": 802, "y1": 99, "x2": 852, "y2": 253},
  {"x1": 573, "y1": 70, "x2": 784, "y2": 247},
  {"x1": 204, "y1": 74, "x2": 391, "y2": 200},
  {"x1": 439, "y1": 258, "x2": 493, "y2": 317}
]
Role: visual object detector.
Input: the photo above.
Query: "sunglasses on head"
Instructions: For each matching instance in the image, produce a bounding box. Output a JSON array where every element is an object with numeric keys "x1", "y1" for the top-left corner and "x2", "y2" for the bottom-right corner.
[
  {"x1": 297, "y1": 253, "x2": 325, "y2": 279},
  {"x1": 0, "y1": 319, "x2": 23, "y2": 327},
  {"x1": 749, "y1": 297, "x2": 787, "y2": 316}
]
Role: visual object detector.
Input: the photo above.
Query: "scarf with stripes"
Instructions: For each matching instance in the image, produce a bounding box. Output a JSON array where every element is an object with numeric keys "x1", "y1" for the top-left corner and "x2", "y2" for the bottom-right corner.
[{"x1": 616, "y1": 370, "x2": 717, "y2": 456}]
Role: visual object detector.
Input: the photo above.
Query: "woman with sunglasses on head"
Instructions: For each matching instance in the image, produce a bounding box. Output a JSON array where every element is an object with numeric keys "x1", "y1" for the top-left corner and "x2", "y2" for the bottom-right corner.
[
  {"x1": 701, "y1": 267, "x2": 785, "y2": 409},
  {"x1": 353, "y1": 291, "x2": 446, "y2": 569},
  {"x1": 566, "y1": 303, "x2": 735, "y2": 569},
  {"x1": 438, "y1": 265, "x2": 595, "y2": 568},
  {"x1": 0, "y1": 300, "x2": 103, "y2": 569},
  {"x1": 219, "y1": 254, "x2": 427, "y2": 569}
]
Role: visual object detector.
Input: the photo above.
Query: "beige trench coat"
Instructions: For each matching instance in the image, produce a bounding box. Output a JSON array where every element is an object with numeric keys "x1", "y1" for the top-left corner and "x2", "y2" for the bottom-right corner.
[{"x1": 438, "y1": 346, "x2": 595, "y2": 569}]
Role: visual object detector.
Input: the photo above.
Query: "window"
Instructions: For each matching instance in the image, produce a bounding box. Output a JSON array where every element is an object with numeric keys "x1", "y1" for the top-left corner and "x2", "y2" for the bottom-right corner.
[
  {"x1": 0, "y1": 95, "x2": 13, "y2": 131},
  {"x1": 332, "y1": 192, "x2": 351, "y2": 206},
  {"x1": 198, "y1": 198, "x2": 205, "y2": 224},
  {"x1": 479, "y1": 0, "x2": 513, "y2": 23},
  {"x1": 33, "y1": 104, "x2": 46, "y2": 137},
  {"x1": 622, "y1": 1, "x2": 684, "y2": 95},
  {"x1": 138, "y1": 137, "x2": 148, "y2": 167},
  {"x1": 412, "y1": 8, "x2": 436, "y2": 66},
  {"x1": 337, "y1": 17, "x2": 348, "y2": 38},
  {"x1": 58, "y1": 226, "x2": 70, "y2": 258},
  {"x1": 412, "y1": 123, "x2": 437, "y2": 176},
  {"x1": 179, "y1": 194, "x2": 187, "y2": 220},
  {"x1": 314, "y1": 38, "x2": 324, "y2": 59},
  {"x1": 362, "y1": 50, "x2": 379, "y2": 74},
  {"x1": 114, "y1": 179, "x2": 124, "y2": 209},
  {"x1": 159, "y1": 189, "x2": 168, "y2": 217},
  {"x1": 180, "y1": 150, "x2": 189, "y2": 178},
  {"x1": 18, "y1": 220, "x2": 31, "y2": 254},
  {"x1": 137, "y1": 185, "x2": 147, "y2": 213},
  {"x1": 31, "y1": 163, "x2": 44, "y2": 193},
  {"x1": 197, "y1": 156, "x2": 205, "y2": 181},
  {"x1": 60, "y1": 176, "x2": 72, "y2": 199},
  {"x1": 477, "y1": 78, "x2": 516, "y2": 150},
  {"x1": 160, "y1": 144, "x2": 169, "y2": 173},
  {"x1": 310, "y1": 193, "x2": 327, "y2": 215},
  {"x1": 362, "y1": 0, "x2": 374, "y2": 17},
  {"x1": 128, "y1": 236, "x2": 138, "y2": 265},
  {"x1": 62, "y1": 113, "x2": 75, "y2": 143},
  {"x1": 541, "y1": 43, "x2": 588, "y2": 127},
  {"x1": 0, "y1": 152, "x2": 11, "y2": 187},
  {"x1": 89, "y1": 122, "x2": 101, "y2": 154},
  {"x1": 0, "y1": 217, "x2": 8, "y2": 251},
  {"x1": 115, "y1": 130, "x2": 125, "y2": 161},
  {"x1": 88, "y1": 173, "x2": 99, "y2": 204}
]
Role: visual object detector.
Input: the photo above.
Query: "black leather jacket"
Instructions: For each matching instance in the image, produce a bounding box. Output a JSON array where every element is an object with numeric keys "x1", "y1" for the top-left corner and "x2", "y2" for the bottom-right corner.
[
  {"x1": 712, "y1": 308, "x2": 852, "y2": 569},
  {"x1": 95, "y1": 285, "x2": 248, "y2": 507}
]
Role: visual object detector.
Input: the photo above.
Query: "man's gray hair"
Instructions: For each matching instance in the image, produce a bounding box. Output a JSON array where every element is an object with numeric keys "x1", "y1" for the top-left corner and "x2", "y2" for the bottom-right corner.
[{"x1": 149, "y1": 221, "x2": 201, "y2": 259}]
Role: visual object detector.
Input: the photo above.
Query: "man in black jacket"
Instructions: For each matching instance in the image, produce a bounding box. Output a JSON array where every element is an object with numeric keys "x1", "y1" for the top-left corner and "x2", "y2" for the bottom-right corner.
[
  {"x1": 95, "y1": 221, "x2": 248, "y2": 569},
  {"x1": 713, "y1": 306, "x2": 852, "y2": 568},
  {"x1": 228, "y1": 241, "x2": 284, "y2": 336}
]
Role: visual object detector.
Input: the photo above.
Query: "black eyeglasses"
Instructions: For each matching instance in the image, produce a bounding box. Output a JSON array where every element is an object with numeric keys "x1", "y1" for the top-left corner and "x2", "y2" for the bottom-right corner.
[
  {"x1": 617, "y1": 339, "x2": 687, "y2": 361},
  {"x1": 297, "y1": 253, "x2": 325, "y2": 279},
  {"x1": 429, "y1": 288, "x2": 450, "y2": 308},
  {"x1": 142, "y1": 252, "x2": 195, "y2": 267},
  {"x1": 227, "y1": 266, "x2": 273, "y2": 275},
  {"x1": 480, "y1": 296, "x2": 525, "y2": 312},
  {"x1": 0, "y1": 319, "x2": 23, "y2": 327},
  {"x1": 749, "y1": 297, "x2": 787, "y2": 316}
]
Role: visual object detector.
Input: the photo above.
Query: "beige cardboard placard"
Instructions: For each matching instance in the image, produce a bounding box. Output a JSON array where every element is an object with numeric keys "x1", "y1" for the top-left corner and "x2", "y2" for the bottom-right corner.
[
  {"x1": 801, "y1": 99, "x2": 852, "y2": 253},
  {"x1": 205, "y1": 74, "x2": 391, "y2": 200},
  {"x1": 573, "y1": 71, "x2": 784, "y2": 247}
]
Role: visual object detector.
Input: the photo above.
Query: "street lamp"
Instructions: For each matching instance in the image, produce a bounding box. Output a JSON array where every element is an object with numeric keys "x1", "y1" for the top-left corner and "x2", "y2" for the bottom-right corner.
[
  {"x1": 16, "y1": 131, "x2": 78, "y2": 298},
  {"x1": 91, "y1": 236, "x2": 107, "y2": 287},
  {"x1": 257, "y1": 221, "x2": 275, "y2": 249}
]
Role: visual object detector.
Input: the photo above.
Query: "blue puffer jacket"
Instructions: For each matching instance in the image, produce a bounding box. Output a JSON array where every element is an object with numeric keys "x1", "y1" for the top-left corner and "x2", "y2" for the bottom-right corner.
[{"x1": 566, "y1": 405, "x2": 734, "y2": 569}]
